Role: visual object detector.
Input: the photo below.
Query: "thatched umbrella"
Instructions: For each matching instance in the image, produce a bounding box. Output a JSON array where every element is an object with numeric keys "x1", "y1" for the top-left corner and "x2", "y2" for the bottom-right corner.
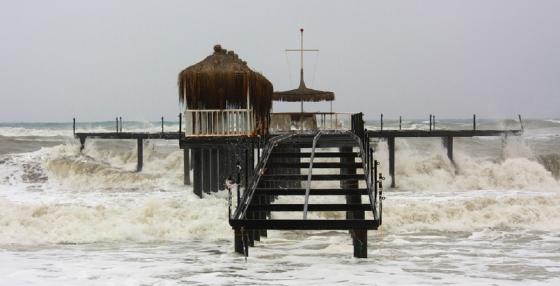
[
  {"x1": 178, "y1": 45, "x2": 273, "y2": 134},
  {"x1": 272, "y1": 69, "x2": 335, "y2": 103},
  {"x1": 272, "y1": 28, "x2": 334, "y2": 112}
]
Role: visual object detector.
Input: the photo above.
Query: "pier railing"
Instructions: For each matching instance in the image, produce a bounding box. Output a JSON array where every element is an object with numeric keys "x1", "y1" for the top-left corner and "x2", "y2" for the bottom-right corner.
[
  {"x1": 184, "y1": 108, "x2": 256, "y2": 136},
  {"x1": 269, "y1": 112, "x2": 352, "y2": 132}
]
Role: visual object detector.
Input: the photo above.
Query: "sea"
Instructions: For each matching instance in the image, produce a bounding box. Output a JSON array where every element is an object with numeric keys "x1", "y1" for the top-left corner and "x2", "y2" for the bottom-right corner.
[{"x1": 0, "y1": 119, "x2": 559, "y2": 285}]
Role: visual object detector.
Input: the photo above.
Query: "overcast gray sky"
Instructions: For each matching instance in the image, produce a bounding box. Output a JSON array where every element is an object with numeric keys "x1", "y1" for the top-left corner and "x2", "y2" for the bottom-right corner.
[{"x1": 1, "y1": 0, "x2": 559, "y2": 122}]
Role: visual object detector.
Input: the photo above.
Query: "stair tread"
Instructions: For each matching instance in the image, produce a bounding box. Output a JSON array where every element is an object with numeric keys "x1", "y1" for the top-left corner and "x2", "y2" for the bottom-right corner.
[
  {"x1": 255, "y1": 188, "x2": 368, "y2": 195},
  {"x1": 248, "y1": 204, "x2": 373, "y2": 212},
  {"x1": 261, "y1": 174, "x2": 364, "y2": 181},
  {"x1": 267, "y1": 162, "x2": 362, "y2": 168},
  {"x1": 229, "y1": 219, "x2": 379, "y2": 230},
  {"x1": 270, "y1": 152, "x2": 360, "y2": 158}
]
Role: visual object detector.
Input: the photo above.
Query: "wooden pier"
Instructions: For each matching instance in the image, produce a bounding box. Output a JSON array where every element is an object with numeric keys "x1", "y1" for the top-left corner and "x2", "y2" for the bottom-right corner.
[{"x1": 70, "y1": 42, "x2": 524, "y2": 258}]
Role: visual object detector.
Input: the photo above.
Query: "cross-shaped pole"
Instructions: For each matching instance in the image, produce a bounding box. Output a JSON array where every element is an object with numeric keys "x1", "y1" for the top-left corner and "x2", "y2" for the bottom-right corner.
[{"x1": 286, "y1": 28, "x2": 319, "y2": 113}]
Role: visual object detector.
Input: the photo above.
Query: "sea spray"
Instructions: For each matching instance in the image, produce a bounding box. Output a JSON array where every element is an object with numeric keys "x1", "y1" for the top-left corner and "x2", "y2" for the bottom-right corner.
[
  {"x1": 374, "y1": 139, "x2": 559, "y2": 191},
  {"x1": 0, "y1": 195, "x2": 230, "y2": 245}
]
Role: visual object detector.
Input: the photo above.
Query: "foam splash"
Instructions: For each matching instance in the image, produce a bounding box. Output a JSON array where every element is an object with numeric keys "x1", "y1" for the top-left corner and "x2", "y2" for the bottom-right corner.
[
  {"x1": 374, "y1": 139, "x2": 559, "y2": 191},
  {"x1": 384, "y1": 193, "x2": 560, "y2": 232},
  {"x1": 0, "y1": 195, "x2": 230, "y2": 245}
]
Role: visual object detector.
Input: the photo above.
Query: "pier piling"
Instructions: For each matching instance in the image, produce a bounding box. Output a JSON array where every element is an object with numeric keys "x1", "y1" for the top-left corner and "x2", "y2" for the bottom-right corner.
[
  {"x1": 203, "y1": 149, "x2": 211, "y2": 194},
  {"x1": 211, "y1": 149, "x2": 218, "y2": 192},
  {"x1": 352, "y1": 229, "x2": 368, "y2": 258},
  {"x1": 442, "y1": 136, "x2": 454, "y2": 162},
  {"x1": 183, "y1": 148, "x2": 191, "y2": 185},
  {"x1": 193, "y1": 149, "x2": 202, "y2": 197},
  {"x1": 137, "y1": 138, "x2": 143, "y2": 172},
  {"x1": 388, "y1": 136, "x2": 395, "y2": 188}
]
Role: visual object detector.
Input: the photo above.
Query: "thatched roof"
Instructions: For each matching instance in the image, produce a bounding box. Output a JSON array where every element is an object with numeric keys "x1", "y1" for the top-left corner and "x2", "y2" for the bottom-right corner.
[
  {"x1": 178, "y1": 45, "x2": 273, "y2": 133},
  {"x1": 272, "y1": 69, "x2": 334, "y2": 102}
]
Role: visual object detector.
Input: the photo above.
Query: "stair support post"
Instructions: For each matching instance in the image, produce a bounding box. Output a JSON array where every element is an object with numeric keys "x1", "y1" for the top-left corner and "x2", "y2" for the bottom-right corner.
[
  {"x1": 388, "y1": 136, "x2": 396, "y2": 188},
  {"x1": 352, "y1": 229, "x2": 368, "y2": 258}
]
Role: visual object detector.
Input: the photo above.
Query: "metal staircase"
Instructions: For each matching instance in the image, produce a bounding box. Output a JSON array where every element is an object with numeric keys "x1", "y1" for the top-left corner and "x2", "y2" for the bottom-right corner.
[{"x1": 229, "y1": 118, "x2": 385, "y2": 258}]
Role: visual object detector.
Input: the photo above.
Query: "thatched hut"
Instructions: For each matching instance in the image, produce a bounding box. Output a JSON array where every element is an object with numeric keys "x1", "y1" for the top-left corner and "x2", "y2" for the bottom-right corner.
[{"x1": 178, "y1": 45, "x2": 273, "y2": 136}]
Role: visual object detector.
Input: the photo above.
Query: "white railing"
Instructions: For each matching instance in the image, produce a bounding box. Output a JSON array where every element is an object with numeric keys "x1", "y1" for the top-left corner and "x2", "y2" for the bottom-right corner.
[
  {"x1": 184, "y1": 109, "x2": 256, "y2": 136},
  {"x1": 269, "y1": 112, "x2": 352, "y2": 133}
]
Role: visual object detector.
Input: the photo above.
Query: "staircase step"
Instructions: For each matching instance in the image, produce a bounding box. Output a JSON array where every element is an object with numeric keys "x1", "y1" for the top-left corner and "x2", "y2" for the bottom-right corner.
[
  {"x1": 267, "y1": 162, "x2": 362, "y2": 168},
  {"x1": 270, "y1": 152, "x2": 359, "y2": 158},
  {"x1": 229, "y1": 219, "x2": 379, "y2": 230},
  {"x1": 261, "y1": 174, "x2": 363, "y2": 181},
  {"x1": 247, "y1": 204, "x2": 372, "y2": 212},
  {"x1": 256, "y1": 188, "x2": 368, "y2": 196},
  {"x1": 277, "y1": 141, "x2": 357, "y2": 148}
]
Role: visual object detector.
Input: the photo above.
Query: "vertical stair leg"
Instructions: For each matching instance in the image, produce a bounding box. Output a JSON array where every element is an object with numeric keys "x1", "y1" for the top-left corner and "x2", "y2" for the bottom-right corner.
[
  {"x1": 352, "y1": 229, "x2": 368, "y2": 258},
  {"x1": 234, "y1": 228, "x2": 244, "y2": 255}
]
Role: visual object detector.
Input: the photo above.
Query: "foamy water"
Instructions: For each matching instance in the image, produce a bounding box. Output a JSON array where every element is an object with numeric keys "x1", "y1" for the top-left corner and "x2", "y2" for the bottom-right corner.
[{"x1": 1, "y1": 119, "x2": 559, "y2": 285}]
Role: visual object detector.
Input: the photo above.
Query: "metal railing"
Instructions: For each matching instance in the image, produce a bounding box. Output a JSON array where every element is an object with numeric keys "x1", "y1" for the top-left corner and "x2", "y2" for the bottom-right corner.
[
  {"x1": 269, "y1": 112, "x2": 353, "y2": 133},
  {"x1": 184, "y1": 109, "x2": 255, "y2": 136},
  {"x1": 232, "y1": 133, "x2": 295, "y2": 220}
]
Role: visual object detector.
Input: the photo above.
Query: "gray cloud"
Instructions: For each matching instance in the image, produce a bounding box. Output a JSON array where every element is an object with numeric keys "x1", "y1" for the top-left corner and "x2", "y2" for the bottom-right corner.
[{"x1": 1, "y1": 0, "x2": 559, "y2": 122}]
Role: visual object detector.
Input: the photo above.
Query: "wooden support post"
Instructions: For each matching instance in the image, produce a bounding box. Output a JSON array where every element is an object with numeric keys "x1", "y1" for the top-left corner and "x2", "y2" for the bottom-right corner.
[
  {"x1": 116, "y1": 117, "x2": 119, "y2": 133},
  {"x1": 380, "y1": 113, "x2": 384, "y2": 131},
  {"x1": 258, "y1": 194, "x2": 267, "y2": 238},
  {"x1": 161, "y1": 116, "x2": 164, "y2": 134},
  {"x1": 388, "y1": 136, "x2": 396, "y2": 188},
  {"x1": 399, "y1": 116, "x2": 402, "y2": 130},
  {"x1": 340, "y1": 146, "x2": 361, "y2": 219},
  {"x1": 442, "y1": 136, "x2": 454, "y2": 162},
  {"x1": 473, "y1": 114, "x2": 476, "y2": 131},
  {"x1": 352, "y1": 229, "x2": 368, "y2": 258},
  {"x1": 136, "y1": 138, "x2": 143, "y2": 172},
  {"x1": 203, "y1": 148, "x2": 211, "y2": 194},
  {"x1": 183, "y1": 148, "x2": 191, "y2": 185},
  {"x1": 234, "y1": 228, "x2": 244, "y2": 255},
  {"x1": 79, "y1": 136, "x2": 86, "y2": 151},
  {"x1": 433, "y1": 115, "x2": 436, "y2": 130},
  {"x1": 73, "y1": 118, "x2": 76, "y2": 136},
  {"x1": 429, "y1": 114, "x2": 432, "y2": 131},
  {"x1": 178, "y1": 113, "x2": 182, "y2": 133},
  {"x1": 193, "y1": 149, "x2": 202, "y2": 197},
  {"x1": 210, "y1": 149, "x2": 218, "y2": 192},
  {"x1": 119, "y1": 117, "x2": 123, "y2": 132}
]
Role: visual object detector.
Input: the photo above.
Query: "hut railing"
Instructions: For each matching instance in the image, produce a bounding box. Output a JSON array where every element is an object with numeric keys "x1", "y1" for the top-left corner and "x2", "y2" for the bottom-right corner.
[{"x1": 184, "y1": 108, "x2": 256, "y2": 136}]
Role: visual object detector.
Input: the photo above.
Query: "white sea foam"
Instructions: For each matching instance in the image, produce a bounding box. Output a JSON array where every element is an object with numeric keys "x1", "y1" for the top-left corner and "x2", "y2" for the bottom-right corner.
[{"x1": 374, "y1": 139, "x2": 559, "y2": 191}]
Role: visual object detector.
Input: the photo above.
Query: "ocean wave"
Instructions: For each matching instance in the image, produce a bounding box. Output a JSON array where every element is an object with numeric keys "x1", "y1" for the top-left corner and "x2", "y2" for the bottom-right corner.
[
  {"x1": 0, "y1": 195, "x2": 230, "y2": 245},
  {"x1": 384, "y1": 194, "x2": 560, "y2": 232},
  {"x1": 374, "y1": 139, "x2": 559, "y2": 191}
]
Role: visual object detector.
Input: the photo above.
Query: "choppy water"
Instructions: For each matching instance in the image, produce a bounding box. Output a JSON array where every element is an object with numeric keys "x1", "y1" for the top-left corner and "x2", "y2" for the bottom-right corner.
[{"x1": 1, "y1": 119, "x2": 559, "y2": 285}]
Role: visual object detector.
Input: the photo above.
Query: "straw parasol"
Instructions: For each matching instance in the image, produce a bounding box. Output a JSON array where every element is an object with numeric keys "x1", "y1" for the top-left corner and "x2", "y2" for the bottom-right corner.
[
  {"x1": 272, "y1": 28, "x2": 334, "y2": 113},
  {"x1": 272, "y1": 69, "x2": 334, "y2": 102},
  {"x1": 178, "y1": 45, "x2": 273, "y2": 134}
]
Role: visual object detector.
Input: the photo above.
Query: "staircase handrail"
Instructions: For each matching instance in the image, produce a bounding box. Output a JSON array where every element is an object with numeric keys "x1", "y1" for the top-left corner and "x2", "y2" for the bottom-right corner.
[
  {"x1": 232, "y1": 133, "x2": 295, "y2": 220},
  {"x1": 303, "y1": 131, "x2": 324, "y2": 219}
]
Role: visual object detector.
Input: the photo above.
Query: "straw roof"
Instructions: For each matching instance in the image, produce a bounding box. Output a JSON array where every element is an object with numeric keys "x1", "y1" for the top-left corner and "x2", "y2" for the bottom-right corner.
[
  {"x1": 178, "y1": 45, "x2": 273, "y2": 133},
  {"x1": 272, "y1": 70, "x2": 334, "y2": 102}
]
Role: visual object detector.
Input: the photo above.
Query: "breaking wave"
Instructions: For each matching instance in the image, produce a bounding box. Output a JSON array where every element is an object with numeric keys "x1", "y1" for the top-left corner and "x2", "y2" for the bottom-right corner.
[
  {"x1": 1, "y1": 127, "x2": 559, "y2": 245},
  {"x1": 374, "y1": 139, "x2": 559, "y2": 191},
  {"x1": 0, "y1": 196, "x2": 230, "y2": 245}
]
